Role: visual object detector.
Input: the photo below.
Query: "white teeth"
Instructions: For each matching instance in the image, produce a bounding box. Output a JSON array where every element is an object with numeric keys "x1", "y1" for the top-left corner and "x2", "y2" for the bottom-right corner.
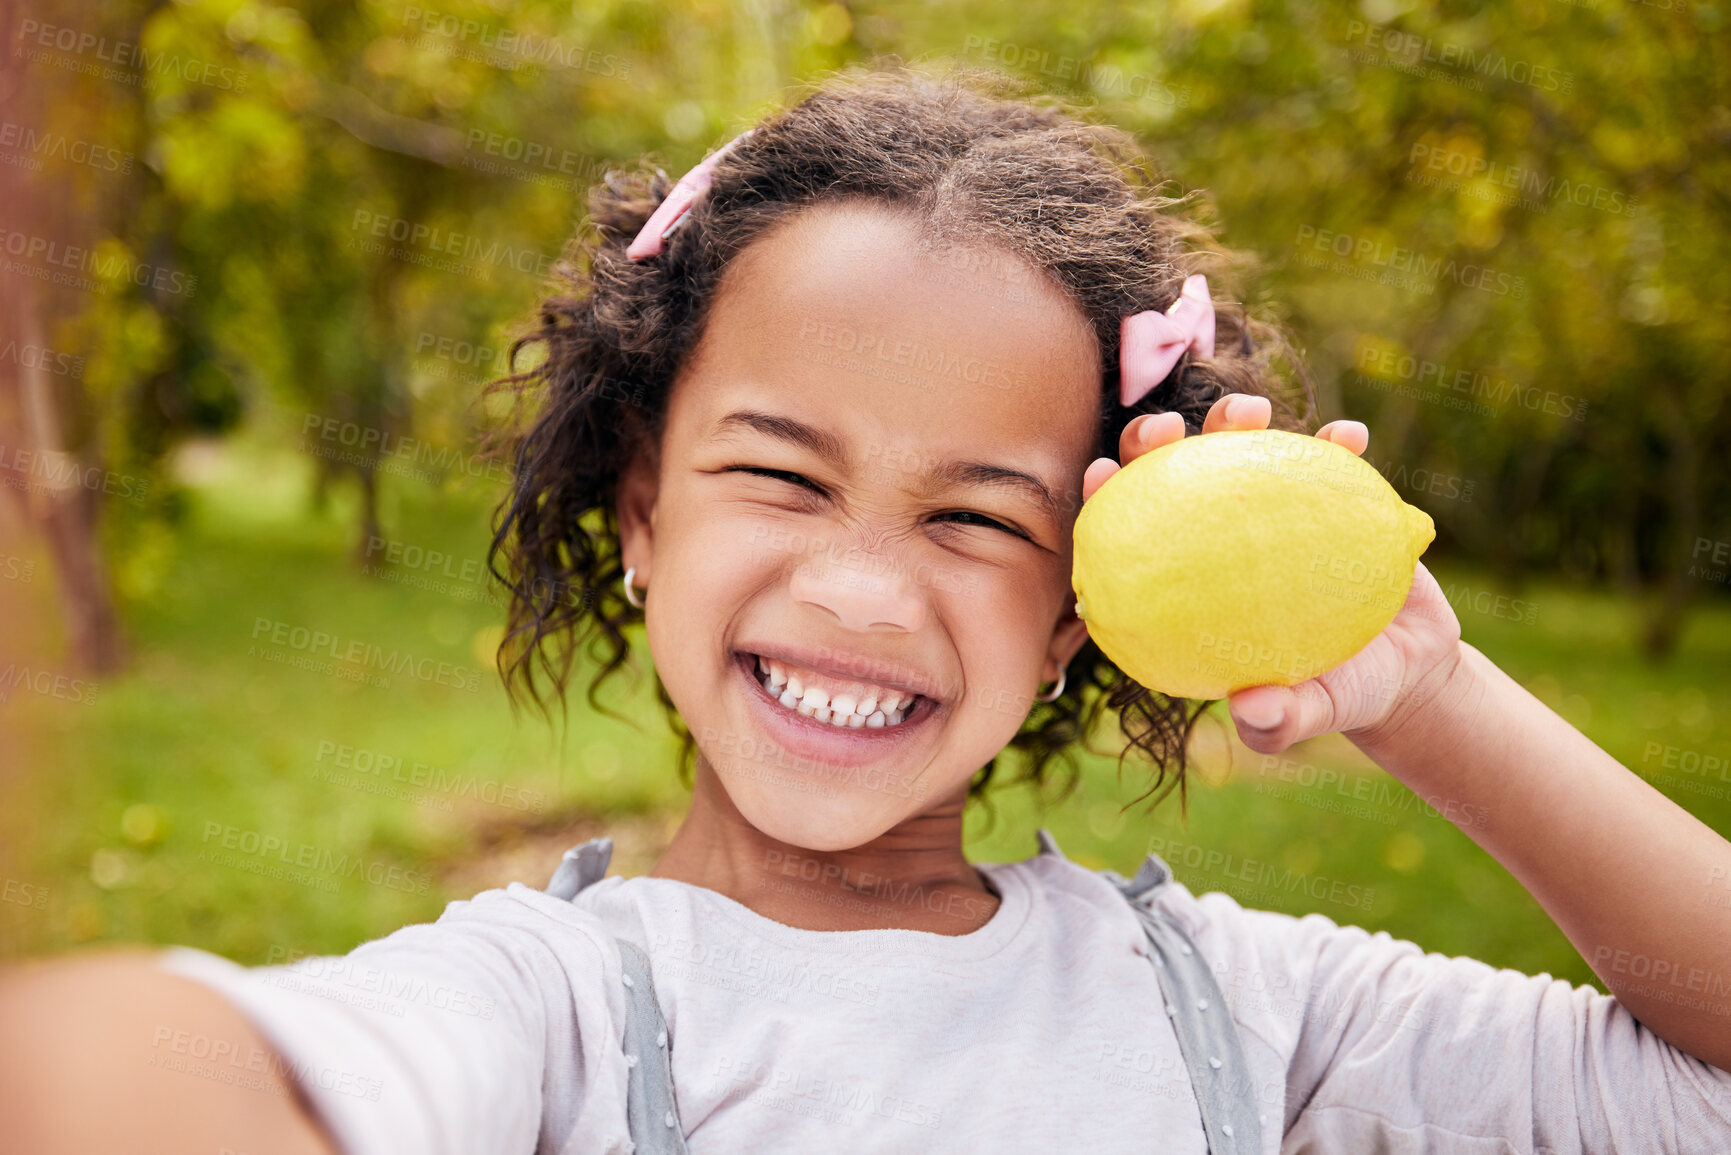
[{"x1": 752, "y1": 658, "x2": 923, "y2": 730}]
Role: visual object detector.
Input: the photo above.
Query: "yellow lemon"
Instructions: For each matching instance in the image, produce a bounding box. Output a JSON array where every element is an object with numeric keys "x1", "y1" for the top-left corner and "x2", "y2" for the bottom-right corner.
[{"x1": 1072, "y1": 428, "x2": 1434, "y2": 699}]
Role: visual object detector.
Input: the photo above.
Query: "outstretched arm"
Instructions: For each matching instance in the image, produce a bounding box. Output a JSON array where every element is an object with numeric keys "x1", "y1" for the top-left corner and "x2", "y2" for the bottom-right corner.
[{"x1": 0, "y1": 948, "x2": 341, "y2": 1155}]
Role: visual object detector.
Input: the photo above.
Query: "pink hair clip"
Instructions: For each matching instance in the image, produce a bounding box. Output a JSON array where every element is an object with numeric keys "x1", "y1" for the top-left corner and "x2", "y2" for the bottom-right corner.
[
  {"x1": 626, "y1": 128, "x2": 756, "y2": 261},
  {"x1": 1118, "y1": 274, "x2": 1217, "y2": 408}
]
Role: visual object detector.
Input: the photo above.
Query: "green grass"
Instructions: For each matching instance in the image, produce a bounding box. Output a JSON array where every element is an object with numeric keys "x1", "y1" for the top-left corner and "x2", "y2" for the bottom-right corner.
[{"x1": 3, "y1": 431, "x2": 1729, "y2": 997}]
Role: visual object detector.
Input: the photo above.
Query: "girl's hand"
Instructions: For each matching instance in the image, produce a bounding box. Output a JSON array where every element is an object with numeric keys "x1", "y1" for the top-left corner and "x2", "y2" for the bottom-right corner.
[{"x1": 1078, "y1": 393, "x2": 1465, "y2": 754}]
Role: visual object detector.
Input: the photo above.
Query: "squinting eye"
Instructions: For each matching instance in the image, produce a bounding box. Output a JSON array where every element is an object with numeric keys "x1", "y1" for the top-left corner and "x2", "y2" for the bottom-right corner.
[
  {"x1": 935, "y1": 510, "x2": 1028, "y2": 540},
  {"x1": 728, "y1": 467, "x2": 1026, "y2": 540},
  {"x1": 727, "y1": 466, "x2": 824, "y2": 494}
]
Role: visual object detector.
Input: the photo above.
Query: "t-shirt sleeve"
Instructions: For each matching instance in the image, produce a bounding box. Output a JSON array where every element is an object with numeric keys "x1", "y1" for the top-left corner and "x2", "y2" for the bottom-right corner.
[
  {"x1": 155, "y1": 882, "x2": 633, "y2": 1155},
  {"x1": 1151, "y1": 882, "x2": 1731, "y2": 1154}
]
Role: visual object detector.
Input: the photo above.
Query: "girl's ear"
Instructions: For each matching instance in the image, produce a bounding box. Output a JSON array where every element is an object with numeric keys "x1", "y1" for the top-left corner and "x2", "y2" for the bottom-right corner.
[
  {"x1": 1044, "y1": 600, "x2": 1092, "y2": 685},
  {"x1": 616, "y1": 445, "x2": 661, "y2": 586}
]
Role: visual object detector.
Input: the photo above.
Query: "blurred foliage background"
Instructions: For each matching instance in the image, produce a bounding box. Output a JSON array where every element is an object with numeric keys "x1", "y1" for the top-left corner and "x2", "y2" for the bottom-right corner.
[{"x1": 0, "y1": 0, "x2": 1728, "y2": 994}]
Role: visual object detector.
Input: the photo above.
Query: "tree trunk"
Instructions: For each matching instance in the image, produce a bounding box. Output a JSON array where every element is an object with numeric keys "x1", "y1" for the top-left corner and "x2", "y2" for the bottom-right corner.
[
  {"x1": 14, "y1": 298, "x2": 127, "y2": 674},
  {"x1": 1640, "y1": 389, "x2": 1700, "y2": 661}
]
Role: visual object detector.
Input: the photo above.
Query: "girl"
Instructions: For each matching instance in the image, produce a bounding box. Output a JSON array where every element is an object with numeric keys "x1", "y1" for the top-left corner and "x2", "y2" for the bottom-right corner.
[{"x1": 4, "y1": 62, "x2": 1730, "y2": 1155}]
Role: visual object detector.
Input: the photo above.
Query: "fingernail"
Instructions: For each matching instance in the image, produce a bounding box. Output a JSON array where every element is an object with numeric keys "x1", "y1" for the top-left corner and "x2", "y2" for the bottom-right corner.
[
  {"x1": 1238, "y1": 699, "x2": 1283, "y2": 730},
  {"x1": 1223, "y1": 396, "x2": 1240, "y2": 422}
]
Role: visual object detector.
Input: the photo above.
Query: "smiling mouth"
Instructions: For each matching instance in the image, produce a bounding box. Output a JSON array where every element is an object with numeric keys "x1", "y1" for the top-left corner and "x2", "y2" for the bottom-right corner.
[{"x1": 742, "y1": 652, "x2": 925, "y2": 729}]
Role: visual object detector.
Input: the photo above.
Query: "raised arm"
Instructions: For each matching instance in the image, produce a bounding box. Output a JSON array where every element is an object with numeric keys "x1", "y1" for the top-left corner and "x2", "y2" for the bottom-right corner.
[
  {"x1": 0, "y1": 948, "x2": 341, "y2": 1155},
  {"x1": 1341, "y1": 635, "x2": 1731, "y2": 1070},
  {"x1": 1220, "y1": 553, "x2": 1731, "y2": 1071}
]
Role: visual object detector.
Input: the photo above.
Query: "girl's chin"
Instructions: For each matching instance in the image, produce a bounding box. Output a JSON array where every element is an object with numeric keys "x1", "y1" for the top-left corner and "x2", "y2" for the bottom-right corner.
[{"x1": 718, "y1": 773, "x2": 911, "y2": 852}]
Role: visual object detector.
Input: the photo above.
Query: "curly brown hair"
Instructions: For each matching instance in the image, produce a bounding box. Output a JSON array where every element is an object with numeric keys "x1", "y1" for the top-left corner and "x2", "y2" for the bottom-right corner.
[{"x1": 484, "y1": 58, "x2": 1317, "y2": 820}]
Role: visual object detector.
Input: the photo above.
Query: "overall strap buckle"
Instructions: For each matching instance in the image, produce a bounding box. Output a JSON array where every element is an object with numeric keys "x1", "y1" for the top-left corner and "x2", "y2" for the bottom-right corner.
[{"x1": 545, "y1": 836, "x2": 614, "y2": 900}]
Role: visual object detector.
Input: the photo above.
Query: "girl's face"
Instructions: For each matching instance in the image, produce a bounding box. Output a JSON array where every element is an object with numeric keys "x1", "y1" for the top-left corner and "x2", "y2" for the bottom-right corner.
[{"x1": 618, "y1": 201, "x2": 1101, "y2": 852}]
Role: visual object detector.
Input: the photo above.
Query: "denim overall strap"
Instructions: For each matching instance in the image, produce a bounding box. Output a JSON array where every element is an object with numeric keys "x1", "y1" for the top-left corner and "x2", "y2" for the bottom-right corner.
[
  {"x1": 1065, "y1": 832, "x2": 1264, "y2": 1155},
  {"x1": 545, "y1": 837, "x2": 691, "y2": 1155}
]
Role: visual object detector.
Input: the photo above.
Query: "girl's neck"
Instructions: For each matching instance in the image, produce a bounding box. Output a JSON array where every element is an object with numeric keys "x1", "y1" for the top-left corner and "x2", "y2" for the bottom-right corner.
[{"x1": 647, "y1": 761, "x2": 1001, "y2": 935}]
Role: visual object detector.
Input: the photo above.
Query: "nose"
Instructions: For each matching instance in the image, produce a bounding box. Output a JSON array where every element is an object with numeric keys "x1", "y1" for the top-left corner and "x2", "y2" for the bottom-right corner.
[{"x1": 788, "y1": 552, "x2": 927, "y2": 633}]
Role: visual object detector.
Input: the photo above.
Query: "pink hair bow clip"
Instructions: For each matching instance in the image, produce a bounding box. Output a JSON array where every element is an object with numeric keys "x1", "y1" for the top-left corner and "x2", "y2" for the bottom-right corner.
[
  {"x1": 626, "y1": 128, "x2": 755, "y2": 261},
  {"x1": 1118, "y1": 274, "x2": 1217, "y2": 408}
]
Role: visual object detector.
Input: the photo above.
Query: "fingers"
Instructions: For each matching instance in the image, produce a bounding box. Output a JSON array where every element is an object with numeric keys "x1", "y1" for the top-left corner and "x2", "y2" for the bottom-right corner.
[
  {"x1": 1081, "y1": 457, "x2": 1120, "y2": 504},
  {"x1": 1116, "y1": 411, "x2": 1185, "y2": 466},
  {"x1": 1316, "y1": 419, "x2": 1369, "y2": 457},
  {"x1": 1201, "y1": 392, "x2": 1271, "y2": 435},
  {"x1": 1229, "y1": 681, "x2": 1327, "y2": 754}
]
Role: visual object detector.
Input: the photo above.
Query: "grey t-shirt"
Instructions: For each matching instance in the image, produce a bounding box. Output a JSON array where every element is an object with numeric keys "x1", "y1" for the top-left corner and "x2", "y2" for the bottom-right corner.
[{"x1": 157, "y1": 833, "x2": 1731, "y2": 1154}]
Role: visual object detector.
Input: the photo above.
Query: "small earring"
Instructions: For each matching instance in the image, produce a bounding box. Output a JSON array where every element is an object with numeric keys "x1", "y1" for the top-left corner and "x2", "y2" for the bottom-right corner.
[
  {"x1": 622, "y1": 566, "x2": 645, "y2": 609},
  {"x1": 1035, "y1": 668, "x2": 1066, "y2": 703}
]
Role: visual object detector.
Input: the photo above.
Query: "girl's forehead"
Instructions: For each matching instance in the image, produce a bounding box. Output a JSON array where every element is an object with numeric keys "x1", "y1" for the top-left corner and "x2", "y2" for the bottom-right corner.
[{"x1": 686, "y1": 202, "x2": 1101, "y2": 436}]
